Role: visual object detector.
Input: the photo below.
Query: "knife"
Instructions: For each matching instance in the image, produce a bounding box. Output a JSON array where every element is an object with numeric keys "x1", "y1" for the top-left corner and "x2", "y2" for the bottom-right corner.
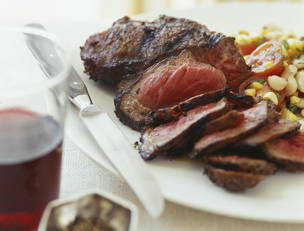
[{"x1": 24, "y1": 24, "x2": 164, "y2": 218}]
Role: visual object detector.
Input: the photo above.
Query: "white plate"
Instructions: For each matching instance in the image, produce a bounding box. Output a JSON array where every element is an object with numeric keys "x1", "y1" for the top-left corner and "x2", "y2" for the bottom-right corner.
[{"x1": 65, "y1": 3, "x2": 304, "y2": 223}]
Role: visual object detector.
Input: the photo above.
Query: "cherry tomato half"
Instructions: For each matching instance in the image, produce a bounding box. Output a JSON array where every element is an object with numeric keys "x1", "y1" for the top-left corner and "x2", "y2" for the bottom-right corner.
[{"x1": 246, "y1": 40, "x2": 284, "y2": 77}]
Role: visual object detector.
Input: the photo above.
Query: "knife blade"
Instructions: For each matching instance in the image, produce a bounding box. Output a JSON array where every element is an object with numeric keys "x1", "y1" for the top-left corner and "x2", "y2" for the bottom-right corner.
[{"x1": 24, "y1": 24, "x2": 164, "y2": 218}]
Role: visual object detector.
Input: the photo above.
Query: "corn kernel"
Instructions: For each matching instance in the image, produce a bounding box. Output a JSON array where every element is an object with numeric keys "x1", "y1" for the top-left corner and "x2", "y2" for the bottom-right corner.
[
  {"x1": 290, "y1": 96, "x2": 301, "y2": 104},
  {"x1": 244, "y1": 88, "x2": 256, "y2": 97},
  {"x1": 262, "y1": 92, "x2": 278, "y2": 105},
  {"x1": 281, "y1": 108, "x2": 298, "y2": 121},
  {"x1": 283, "y1": 61, "x2": 289, "y2": 67},
  {"x1": 249, "y1": 81, "x2": 264, "y2": 90},
  {"x1": 301, "y1": 109, "x2": 304, "y2": 117},
  {"x1": 239, "y1": 30, "x2": 249, "y2": 35}
]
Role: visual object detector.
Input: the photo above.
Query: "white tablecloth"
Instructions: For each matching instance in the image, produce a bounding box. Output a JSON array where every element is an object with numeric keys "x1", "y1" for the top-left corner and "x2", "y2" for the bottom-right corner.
[{"x1": 61, "y1": 138, "x2": 304, "y2": 231}]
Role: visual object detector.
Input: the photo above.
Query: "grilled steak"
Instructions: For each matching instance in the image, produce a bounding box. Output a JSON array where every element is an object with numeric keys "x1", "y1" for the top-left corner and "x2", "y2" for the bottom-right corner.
[
  {"x1": 139, "y1": 98, "x2": 231, "y2": 160},
  {"x1": 151, "y1": 88, "x2": 228, "y2": 124},
  {"x1": 236, "y1": 120, "x2": 301, "y2": 148},
  {"x1": 81, "y1": 15, "x2": 250, "y2": 90},
  {"x1": 115, "y1": 51, "x2": 227, "y2": 131},
  {"x1": 226, "y1": 91, "x2": 258, "y2": 108},
  {"x1": 203, "y1": 110, "x2": 243, "y2": 135},
  {"x1": 203, "y1": 155, "x2": 277, "y2": 175},
  {"x1": 204, "y1": 167, "x2": 266, "y2": 191},
  {"x1": 190, "y1": 101, "x2": 275, "y2": 159},
  {"x1": 264, "y1": 131, "x2": 304, "y2": 172}
]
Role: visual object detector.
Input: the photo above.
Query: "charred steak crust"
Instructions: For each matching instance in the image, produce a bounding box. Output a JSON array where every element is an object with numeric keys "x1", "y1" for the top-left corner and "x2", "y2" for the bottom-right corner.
[
  {"x1": 203, "y1": 155, "x2": 278, "y2": 175},
  {"x1": 235, "y1": 120, "x2": 301, "y2": 149},
  {"x1": 80, "y1": 15, "x2": 250, "y2": 89},
  {"x1": 115, "y1": 86, "x2": 228, "y2": 131},
  {"x1": 190, "y1": 101, "x2": 275, "y2": 159},
  {"x1": 139, "y1": 98, "x2": 231, "y2": 160},
  {"x1": 151, "y1": 88, "x2": 228, "y2": 124},
  {"x1": 226, "y1": 91, "x2": 257, "y2": 108},
  {"x1": 114, "y1": 86, "x2": 153, "y2": 131},
  {"x1": 204, "y1": 167, "x2": 266, "y2": 191}
]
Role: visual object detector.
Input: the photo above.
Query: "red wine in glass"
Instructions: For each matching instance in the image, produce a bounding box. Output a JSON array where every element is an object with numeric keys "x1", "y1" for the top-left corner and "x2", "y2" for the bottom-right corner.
[{"x1": 0, "y1": 108, "x2": 63, "y2": 231}]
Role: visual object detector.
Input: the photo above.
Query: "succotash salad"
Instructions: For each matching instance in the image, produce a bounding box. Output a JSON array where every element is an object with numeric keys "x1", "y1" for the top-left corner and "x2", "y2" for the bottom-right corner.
[{"x1": 234, "y1": 24, "x2": 304, "y2": 126}]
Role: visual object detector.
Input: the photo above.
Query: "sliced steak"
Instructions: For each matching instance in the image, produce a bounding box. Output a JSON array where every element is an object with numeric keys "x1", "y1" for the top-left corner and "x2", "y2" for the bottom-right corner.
[
  {"x1": 204, "y1": 167, "x2": 266, "y2": 191},
  {"x1": 115, "y1": 51, "x2": 227, "y2": 131},
  {"x1": 203, "y1": 110, "x2": 243, "y2": 135},
  {"x1": 139, "y1": 98, "x2": 231, "y2": 160},
  {"x1": 264, "y1": 131, "x2": 304, "y2": 172},
  {"x1": 236, "y1": 120, "x2": 301, "y2": 148},
  {"x1": 226, "y1": 91, "x2": 258, "y2": 108},
  {"x1": 136, "y1": 52, "x2": 226, "y2": 109},
  {"x1": 190, "y1": 101, "x2": 274, "y2": 159},
  {"x1": 203, "y1": 155, "x2": 277, "y2": 175},
  {"x1": 151, "y1": 88, "x2": 228, "y2": 124},
  {"x1": 81, "y1": 15, "x2": 250, "y2": 89}
]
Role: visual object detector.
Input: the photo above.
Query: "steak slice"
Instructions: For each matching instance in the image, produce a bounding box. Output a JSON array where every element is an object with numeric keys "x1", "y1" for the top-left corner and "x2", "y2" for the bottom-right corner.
[
  {"x1": 139, "y1": 98, "x2": 231, "y2": 160},
  {"x1": 115, "y1": 51, "x2": 227, "y2": 131},
  {"x1": 264, "y1": 131, "x2": 304, "y2": 172},
  {"x1": 226, "y1": 91, "x2": 258, "y2": 108},
  {"x1": 203, "y1": 155, "x2": 277, "y2": 175},
  {"x1": 151, "y1": 88, "x2": 228, "y2": 124},
  {"x1": 203, "y1": 110, "x2": 243, "y2": 135},
  {"x1": 190, "y1": 101, "x2": 275, "y2": 159},
  {"x1": 236, "y1": 120, "x2": 301, "y2": 148},
  {"x1": 81, "y1": 15, "x2": 250, "y2": 89},
  {"x1": 137, "y1": 61, "x2": 226, "y2": 110},
  {"x1": 204, "y1": 167, "x2": 266, "y2": 191}
]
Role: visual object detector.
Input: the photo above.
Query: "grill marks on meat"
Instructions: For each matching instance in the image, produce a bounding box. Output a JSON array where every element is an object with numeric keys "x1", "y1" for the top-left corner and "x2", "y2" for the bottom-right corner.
[
  {"x1": 264, "y1": 131, "x2": 304, "y2": 172},
  {"x1": 81, "y1": 15, "x2": 250, "y2": 89},
  {"x1": 236, "y1": 120, "x2": 301, "y2": 148},
  {"x1": 203, "y1": 154, "x2": 277, "y2": 191},
  {"x1": 204, "y1": 167, "x2": 266, "y2": 191},
  {"x1": 139, "y1": 99, "x2": 231, "y2": 160},
  {"x1": 203, "y1": 155, "x2": 277, "y2": 175},
  {"x1": 83, "y1": 15, "x2": 250, "y2": 131},
  {"x1": 115, "y1": 51, "x2": 228, "y2": 131},
  {"x1": 190, "y1": 101, "x2": 272, "y2": 159},
  {"x1": 81, "y1": 15, "x2": 304, "y2": 192}
]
